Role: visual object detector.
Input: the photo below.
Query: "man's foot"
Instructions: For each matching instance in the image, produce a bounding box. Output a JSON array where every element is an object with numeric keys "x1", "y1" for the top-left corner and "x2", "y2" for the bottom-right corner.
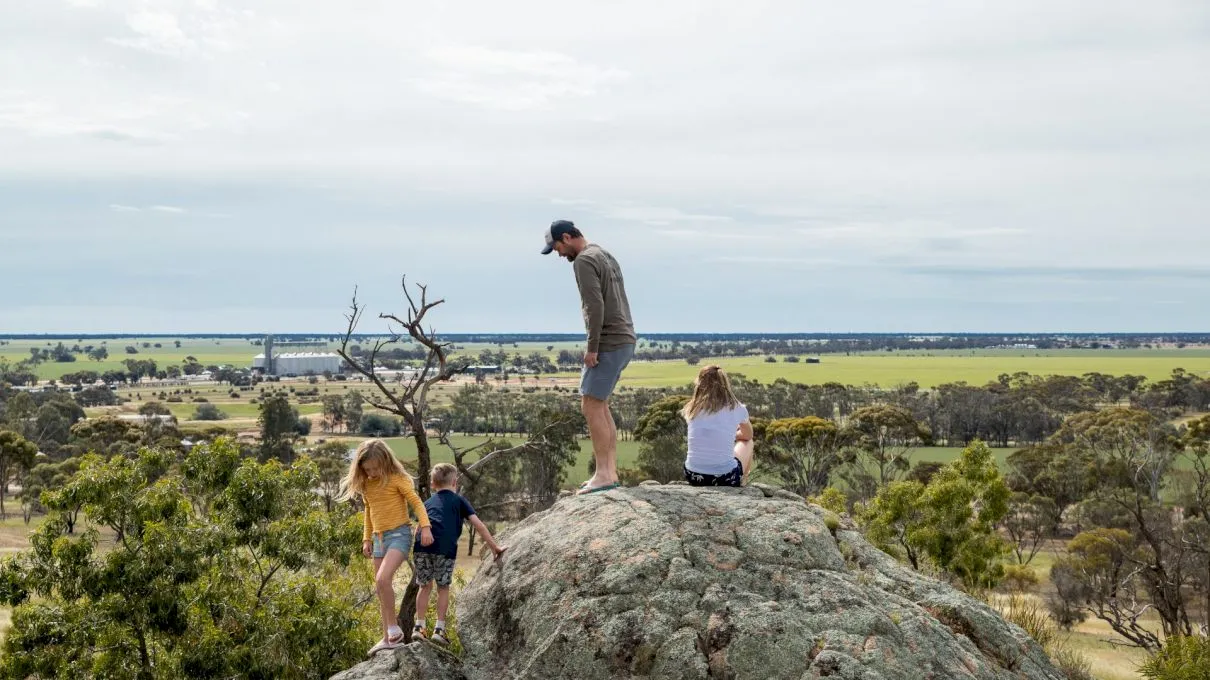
[{"x1": 577, "y1": 481, "x2": 620, "y2": 495}]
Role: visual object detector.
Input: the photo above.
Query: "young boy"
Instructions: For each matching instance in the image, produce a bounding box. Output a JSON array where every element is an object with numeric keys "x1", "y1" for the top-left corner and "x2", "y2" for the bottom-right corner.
[{"x1": 412, "y1": 463, "x2": 507, "y2": 644}]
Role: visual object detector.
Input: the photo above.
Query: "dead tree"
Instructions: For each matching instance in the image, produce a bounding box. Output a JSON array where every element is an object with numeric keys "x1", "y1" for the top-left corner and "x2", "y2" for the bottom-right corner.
[
  {"x1": 337, "y1": 276, "x2": 569, "y2": 638},
  {"x1": 337, "y1": 278, "x2": 463, "y2": 499}
]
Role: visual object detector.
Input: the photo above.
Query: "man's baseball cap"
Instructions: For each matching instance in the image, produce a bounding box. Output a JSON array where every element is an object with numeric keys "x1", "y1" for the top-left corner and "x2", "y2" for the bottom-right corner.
[{"x1": 541, "y1": 219, "x2": 577, "y2": 255}]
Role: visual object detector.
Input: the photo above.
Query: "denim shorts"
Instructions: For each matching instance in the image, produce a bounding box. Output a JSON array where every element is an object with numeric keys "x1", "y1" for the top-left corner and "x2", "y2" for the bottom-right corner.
[
  {"x1": 371, "y1": 525, "x2": 413, "y2": 559},
  {"x1": 580, "y1": 343, "x2": 635, "y2": 401}
]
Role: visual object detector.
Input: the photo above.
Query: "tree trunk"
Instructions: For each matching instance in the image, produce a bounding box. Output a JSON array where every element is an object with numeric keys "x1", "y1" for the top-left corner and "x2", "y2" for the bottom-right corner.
[
  {"x1": 413, "y1": 424, "x2": 432, "y2": 499},
  {"x1": 467, "y1": 525, "x2": 476, "y2": 556},
  {"x1": 398, "y1": 580, "x2": 420, "y2": 641}
]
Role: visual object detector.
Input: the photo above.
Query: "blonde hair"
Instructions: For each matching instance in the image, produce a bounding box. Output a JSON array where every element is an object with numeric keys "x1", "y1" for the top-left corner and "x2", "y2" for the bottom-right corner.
[
  {"x1": 337, "y1": 438, "x2": 411, "y2": 502},
  {"x1": 431, "y1": 463, "x2": 458, "y2": 489},
  {"x1": 681, "y1": 365, "x2": 741, "y2": 420}
]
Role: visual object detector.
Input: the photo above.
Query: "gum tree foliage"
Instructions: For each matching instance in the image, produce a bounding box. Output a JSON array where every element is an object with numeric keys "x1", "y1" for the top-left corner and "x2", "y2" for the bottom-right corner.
[
  {"x1": 0, "y1": 430, "x2": 38, "y2": 519},
  {"x1": 861, "y1": 441, "x2": 1011, "y2": 591},
  {"x1": 844, "y1": 404, "x2": 932, "y2": 486},
  {"x1": 0, "y1": 439, "x2": 373, "y2": 680},
  {"x1": 633, "y1": 395, "x2": 690, "y2": 483},
  {"x1": 755, "y1": 416, "x2": 850, "y2": 497}
]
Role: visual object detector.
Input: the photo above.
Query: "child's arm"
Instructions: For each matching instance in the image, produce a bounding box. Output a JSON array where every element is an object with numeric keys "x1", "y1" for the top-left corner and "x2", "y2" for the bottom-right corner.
[
  {"x1": 736, "y1": 419, "x2": 754, "y2": 442},
  {"x1": 361, "y1": 498, "x2": 373, "y2": 557},
  {"x1": 398, "y1": 477, "x2": 434, "y2": 546},
  {"x1": 468, "y1": 515, "x2": 507, "y2": 560}
]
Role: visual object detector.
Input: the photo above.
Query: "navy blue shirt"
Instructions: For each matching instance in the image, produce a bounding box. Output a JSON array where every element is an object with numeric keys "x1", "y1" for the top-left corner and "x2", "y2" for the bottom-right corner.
[{"x1": 415, "y1": 489, "x2": 476, "y2": 559}]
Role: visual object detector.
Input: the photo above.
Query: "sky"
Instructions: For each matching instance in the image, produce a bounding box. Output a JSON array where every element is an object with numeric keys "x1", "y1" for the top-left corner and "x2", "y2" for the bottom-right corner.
[{"x1": 2, "y1": 0, "x2": 1209, "y2": 335}]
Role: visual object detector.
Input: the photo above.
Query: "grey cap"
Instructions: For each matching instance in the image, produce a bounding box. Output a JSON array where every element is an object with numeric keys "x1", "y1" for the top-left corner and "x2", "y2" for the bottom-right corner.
[{"x1": 541, "y1": 219, "x2": 577, "y2": 255}]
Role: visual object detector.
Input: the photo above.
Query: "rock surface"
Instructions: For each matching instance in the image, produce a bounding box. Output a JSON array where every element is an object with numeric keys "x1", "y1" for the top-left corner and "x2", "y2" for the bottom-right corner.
[
  {"x1": 334, "y1": 484, "x2": 1064, "y2": 680},
  {"x1": 329, "y1": 641, "x2": 463, "y2": 680}
]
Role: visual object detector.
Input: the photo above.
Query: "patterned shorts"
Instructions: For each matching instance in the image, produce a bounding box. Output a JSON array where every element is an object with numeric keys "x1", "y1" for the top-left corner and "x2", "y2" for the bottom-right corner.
[
  {"x1": 413, "y1": 552, "x2": 457, "y2": 587},
  {"x1": 684, "y1": 458, "x2": 744, "y2": 487}
]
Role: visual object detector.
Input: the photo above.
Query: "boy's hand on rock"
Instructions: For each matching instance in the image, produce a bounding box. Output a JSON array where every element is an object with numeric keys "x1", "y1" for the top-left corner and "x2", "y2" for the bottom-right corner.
[
  {"x1": 493, "y1": 545, "x2": 508, "y2": 561},
  {"x1": 419, "y1": 527, "x2": 434, "y2": 547},
  {"x1": 362, "y1": 540, "x2": 372, "y2": 558}
]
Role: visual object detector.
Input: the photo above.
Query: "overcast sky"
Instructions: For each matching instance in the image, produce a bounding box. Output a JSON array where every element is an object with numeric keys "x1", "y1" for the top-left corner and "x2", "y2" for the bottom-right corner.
[{"x1": 3, "y1": 1, "x2": 1209, "y2": 335}]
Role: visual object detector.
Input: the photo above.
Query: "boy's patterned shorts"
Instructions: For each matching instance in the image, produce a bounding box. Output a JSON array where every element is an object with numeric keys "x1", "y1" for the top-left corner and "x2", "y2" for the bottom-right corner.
[{"x1": 414, "y1": 552, "x2": 457, "y2": 587}]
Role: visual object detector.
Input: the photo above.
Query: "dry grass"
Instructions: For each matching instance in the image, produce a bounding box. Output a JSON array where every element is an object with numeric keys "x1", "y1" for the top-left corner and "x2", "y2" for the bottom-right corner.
[{"x1": 1001, "y1": 547, "x2": 1163, "y2": 680}]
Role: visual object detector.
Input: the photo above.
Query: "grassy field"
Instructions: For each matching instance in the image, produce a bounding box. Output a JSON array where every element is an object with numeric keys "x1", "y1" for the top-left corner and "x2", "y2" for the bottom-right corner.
[
  {"x1": 6, "y1": 336, "x2": 1210, "y2": 388},
  {"x1": 614, "y1": 350, "x2": 1210, "y2": 390}
]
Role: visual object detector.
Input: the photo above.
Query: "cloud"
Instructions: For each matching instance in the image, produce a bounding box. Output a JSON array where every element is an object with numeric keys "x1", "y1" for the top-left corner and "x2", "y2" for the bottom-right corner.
[
  {"x1": 2, "y1": 0, "x2": 1209, "y2": 332},
  {"x1": 898, "y1": 264, "x2": 1210, "y2": 282},
  {"x1": 107, "y1": 11, "x2": 196, "y2": 57},
  {"x1": 108, "y1": 204, "x2": 186, "y2": 214},
  {"x1": 410, "y1": 45, "x2": 628, "y2": 111}
]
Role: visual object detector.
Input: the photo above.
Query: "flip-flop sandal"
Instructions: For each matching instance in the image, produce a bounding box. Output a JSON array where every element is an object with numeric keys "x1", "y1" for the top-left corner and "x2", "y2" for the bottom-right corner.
[{"x1": 577, "y1": 482, "x2": 620, "y2": 495}]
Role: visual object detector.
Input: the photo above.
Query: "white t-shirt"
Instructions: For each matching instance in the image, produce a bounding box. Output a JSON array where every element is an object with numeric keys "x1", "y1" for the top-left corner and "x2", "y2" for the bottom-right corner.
[{"x1": 684, "y1": 403, "x2": 750, "y2": 475}]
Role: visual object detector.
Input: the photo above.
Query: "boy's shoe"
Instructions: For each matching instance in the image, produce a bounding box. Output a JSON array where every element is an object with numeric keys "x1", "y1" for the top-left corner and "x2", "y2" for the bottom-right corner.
[
  {"x1": 431, "y1": 628, "x2": 449, "y2": 646},
  {"x1": 412, "y1": 624, "x2": 427, "y2": 640}
]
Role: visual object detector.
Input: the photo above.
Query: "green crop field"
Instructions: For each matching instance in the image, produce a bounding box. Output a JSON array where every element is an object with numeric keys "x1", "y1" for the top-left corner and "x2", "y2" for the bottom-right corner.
[
  {"x1": 1, "y1": 337, "x2": 263, "y2": 380},
  {"x1": 608, "y1": 349, "x2": 1210, "y2": 390},
  {"x1": 8, "y1": 335, "x2": 1209, "y2": 387}
]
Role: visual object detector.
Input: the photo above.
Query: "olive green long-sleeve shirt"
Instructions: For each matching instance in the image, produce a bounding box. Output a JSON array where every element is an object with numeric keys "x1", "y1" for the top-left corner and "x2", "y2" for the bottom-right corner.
[{"x1": 572, "y1": 243, "x2": 636, "y2": 353}]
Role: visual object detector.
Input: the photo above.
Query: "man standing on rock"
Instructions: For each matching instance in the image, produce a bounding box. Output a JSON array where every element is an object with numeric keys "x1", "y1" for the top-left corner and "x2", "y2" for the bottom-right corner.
[{"x1": 541, "y1": 219, "x2": 636, "y2": 495}]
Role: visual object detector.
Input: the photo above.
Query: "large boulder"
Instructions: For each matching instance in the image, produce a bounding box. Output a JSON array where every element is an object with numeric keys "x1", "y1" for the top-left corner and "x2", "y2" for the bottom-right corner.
[{"x1": 335, "y1": 484, "x2": 1064, "y2": 680}]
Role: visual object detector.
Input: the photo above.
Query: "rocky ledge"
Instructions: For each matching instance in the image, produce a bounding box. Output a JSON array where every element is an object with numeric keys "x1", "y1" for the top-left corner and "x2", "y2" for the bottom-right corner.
[{"x1": 333, "y1": 483, "x2": 1063, "y2": 680}]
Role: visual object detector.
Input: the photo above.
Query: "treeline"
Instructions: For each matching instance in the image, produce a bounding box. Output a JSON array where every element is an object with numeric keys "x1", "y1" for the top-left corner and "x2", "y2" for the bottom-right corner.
[{"x1": 430, "y1": 369, "x2": 1210, "y2": 449}]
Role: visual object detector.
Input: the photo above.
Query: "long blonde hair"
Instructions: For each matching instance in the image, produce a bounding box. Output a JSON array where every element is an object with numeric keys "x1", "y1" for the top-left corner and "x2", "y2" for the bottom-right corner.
[
  {"x1": 337, "y1": 438, "x2": 411, "y2": 501},
  {"x1": 682, "y1": 365, "x2": 741, "y2": 420}
]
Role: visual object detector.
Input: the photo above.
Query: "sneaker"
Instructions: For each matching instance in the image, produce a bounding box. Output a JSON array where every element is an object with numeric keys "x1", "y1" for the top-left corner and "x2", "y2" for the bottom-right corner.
[
  {"x1": 412, "y1": 624, "x2": 427, "y2": 640},
  {"x1": 431, "y1": 628, "x2": 449, "y2": 645}
]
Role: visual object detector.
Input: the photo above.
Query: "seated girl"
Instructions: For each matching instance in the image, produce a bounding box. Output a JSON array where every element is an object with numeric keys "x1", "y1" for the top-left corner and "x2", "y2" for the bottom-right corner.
[{"x1": 682, "y1": 365, "x2": 754, "y2": 487}]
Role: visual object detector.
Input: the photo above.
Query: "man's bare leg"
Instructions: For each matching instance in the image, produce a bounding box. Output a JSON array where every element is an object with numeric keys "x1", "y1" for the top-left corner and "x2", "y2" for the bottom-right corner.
[{"x1": 581, "y1": 395, "x2": 618, "y2": 489}]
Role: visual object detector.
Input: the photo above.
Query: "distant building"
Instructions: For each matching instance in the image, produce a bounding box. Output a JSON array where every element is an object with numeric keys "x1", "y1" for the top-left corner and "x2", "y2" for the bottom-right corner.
[
  {"x1": 117, "y1": 414, "x2": 178, "y2": 425},
  {"x1": 252, "y1": 352, "x2": 342, "y2": 376}
]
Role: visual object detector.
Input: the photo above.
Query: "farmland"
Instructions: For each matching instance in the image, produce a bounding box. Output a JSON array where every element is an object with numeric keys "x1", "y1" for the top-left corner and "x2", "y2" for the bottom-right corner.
[{"x1": 6, "y1": 336, "x2": 1210, "y2": 388}]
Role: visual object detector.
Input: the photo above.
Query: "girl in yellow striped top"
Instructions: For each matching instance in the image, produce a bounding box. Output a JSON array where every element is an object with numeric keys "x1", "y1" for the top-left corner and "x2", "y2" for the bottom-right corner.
[{"x1": 339, "y1": 439, "x2": 433, "y2": 655}]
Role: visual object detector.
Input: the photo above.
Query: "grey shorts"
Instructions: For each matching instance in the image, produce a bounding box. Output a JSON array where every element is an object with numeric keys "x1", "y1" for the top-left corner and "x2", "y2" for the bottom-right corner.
[
  {"x1": 580, "y1": 344, "x2": 635, "y2": 401},
  {"x1": 371, "y1": 525, "x2": 413, "y2": 559},
  {"x1": 413, "y1": 552, "x2": 457, "y2": 587}
]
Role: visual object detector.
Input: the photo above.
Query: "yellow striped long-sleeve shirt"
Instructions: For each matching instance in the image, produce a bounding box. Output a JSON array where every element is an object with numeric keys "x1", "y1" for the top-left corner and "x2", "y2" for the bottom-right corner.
[{"x1": 362, "y1": 473, "x2": 431, "y2": 541}]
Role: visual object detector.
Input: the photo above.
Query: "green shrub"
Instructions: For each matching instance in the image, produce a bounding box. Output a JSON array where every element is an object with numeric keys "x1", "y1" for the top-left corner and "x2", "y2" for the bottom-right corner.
[
  {"x1": 810, "y1": 487, "x2": 848, "y2": 515},
  {"x1": 1001, "y1": 564, "x2": 1039, "y2": 593},
  {"x1": 1139, "y1": 636, "x2": 1210, "y2": 680}
]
